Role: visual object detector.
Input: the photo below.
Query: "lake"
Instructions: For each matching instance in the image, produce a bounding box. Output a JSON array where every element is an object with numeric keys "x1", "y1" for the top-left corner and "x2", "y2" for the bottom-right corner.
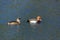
[{"x1": 0, "y1": 0, "x2": 60, "y2": 40}]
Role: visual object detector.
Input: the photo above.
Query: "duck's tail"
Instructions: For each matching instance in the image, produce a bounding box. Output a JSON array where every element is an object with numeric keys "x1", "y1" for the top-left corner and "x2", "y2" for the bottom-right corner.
[{"x1": 27, "y1": 20, "x2": 29, "y2": 22}]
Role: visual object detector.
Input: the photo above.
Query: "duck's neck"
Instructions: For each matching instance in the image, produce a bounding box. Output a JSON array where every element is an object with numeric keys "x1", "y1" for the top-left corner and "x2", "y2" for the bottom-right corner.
[{"x1": 16, "y1": 19, "x2": 20, "y2": 23}]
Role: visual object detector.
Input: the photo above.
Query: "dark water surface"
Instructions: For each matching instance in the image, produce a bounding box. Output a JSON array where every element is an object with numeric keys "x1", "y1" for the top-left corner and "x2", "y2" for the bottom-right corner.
[{"x1": 0, "y1": 0, "x2": 60, "y2": 40}]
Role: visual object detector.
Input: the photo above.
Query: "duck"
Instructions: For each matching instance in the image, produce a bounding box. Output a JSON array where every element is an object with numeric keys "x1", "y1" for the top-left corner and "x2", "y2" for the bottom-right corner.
[
  {"x1": 27, "y1": 16, "x2": 42, "y2": 24},
  {"x1": 8, "y1": 18, "x2": 21, "y2": 25}
]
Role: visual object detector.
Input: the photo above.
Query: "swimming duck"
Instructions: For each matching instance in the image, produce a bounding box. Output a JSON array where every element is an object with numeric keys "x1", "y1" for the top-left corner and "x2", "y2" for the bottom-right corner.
[
  {"x1": 8, "y1": 18, "x2": 21, "y2": 25},
  {"x1": 27, "y1": 16, "x2": 42, "y2": 24}
]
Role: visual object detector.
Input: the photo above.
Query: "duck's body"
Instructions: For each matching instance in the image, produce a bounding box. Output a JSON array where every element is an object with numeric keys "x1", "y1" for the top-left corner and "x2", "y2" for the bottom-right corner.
[
  {"x1": 27, "y1": 19, "x2": 37, "y2": 24},
  {"x1": 27, "y1": 16, "x2": 42, "y2": 24},
  {"x1": 8, "y1": 21, "x2": 20, "y2": 25},
  {"x1": 8, "y1": 18, "x2": 21, "y2": 25}
]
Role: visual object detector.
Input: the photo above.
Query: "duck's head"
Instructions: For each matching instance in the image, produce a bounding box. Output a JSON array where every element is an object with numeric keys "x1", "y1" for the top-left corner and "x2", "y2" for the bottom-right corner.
[
  {"x1": 36, "y1": 16, "x2": 42, "y2": 21},
  {"x1": 36, "y1": 16, "x2": 42, "y2": 24},
  {"x1": 16, "y1": 18, "x2": 21, "y2": 23}
]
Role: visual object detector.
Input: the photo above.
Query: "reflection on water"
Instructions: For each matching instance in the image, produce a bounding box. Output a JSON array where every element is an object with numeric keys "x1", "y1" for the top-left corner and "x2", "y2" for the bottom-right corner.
[
  {"x1": 0, "y1": 0, "x2": 60, "y2": 40},
  {"x1": 0, "y1": 21, "x2": 57, "y2": 40},
  {"x1": 29, "y1": 23, "x2": 40, "y2": 29}
]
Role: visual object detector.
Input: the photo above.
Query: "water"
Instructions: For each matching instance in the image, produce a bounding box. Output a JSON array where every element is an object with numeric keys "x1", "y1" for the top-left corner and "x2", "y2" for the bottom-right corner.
[{"x1": 0, "y1": 0, "x2": 60, "y2": 40}]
